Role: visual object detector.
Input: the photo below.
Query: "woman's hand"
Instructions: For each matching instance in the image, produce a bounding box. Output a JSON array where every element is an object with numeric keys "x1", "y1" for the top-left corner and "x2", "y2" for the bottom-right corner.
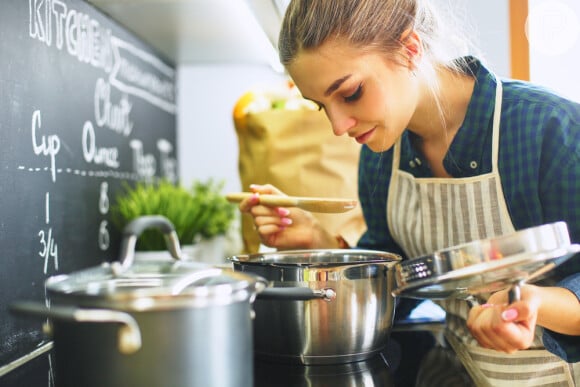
[
  {"x1": 467, "y1": 284, "x2": 580, "y2": 353},
  {"x1": 238, "y1": 184, "x2": 338, "y2": 250},
  {"x1": 466, "y1": 286, "x2": 540, "y2": 353}
]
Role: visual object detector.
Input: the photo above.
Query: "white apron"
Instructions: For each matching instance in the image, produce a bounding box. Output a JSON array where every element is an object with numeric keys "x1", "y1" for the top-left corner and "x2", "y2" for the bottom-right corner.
[{"x1": 387, "y1": 77, "x2": 578, "y2": 386}]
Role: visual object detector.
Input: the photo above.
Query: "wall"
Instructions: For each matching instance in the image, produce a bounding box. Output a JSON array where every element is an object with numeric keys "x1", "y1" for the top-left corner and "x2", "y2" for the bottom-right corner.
[
  {"x1": 528, "y1": 0, "x2": 580, "y2": 102},
  {"x1": 177, "y1": 64, "x2": 286, "y2": 194}
]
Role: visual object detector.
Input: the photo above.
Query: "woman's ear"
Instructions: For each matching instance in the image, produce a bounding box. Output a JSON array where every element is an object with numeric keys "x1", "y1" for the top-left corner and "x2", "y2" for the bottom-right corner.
[{"x1": 400, "y1": 29, "x2": 422, "y2": 71}]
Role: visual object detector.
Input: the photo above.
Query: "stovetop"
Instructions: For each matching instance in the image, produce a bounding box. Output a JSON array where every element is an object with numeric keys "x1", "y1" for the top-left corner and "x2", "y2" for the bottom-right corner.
[
  {"x1": 253, "y1": 326, "x2": 474, "y2": 387},
  {"x1": 255, "y1": 351, "x2": 393, "y2": 387}
]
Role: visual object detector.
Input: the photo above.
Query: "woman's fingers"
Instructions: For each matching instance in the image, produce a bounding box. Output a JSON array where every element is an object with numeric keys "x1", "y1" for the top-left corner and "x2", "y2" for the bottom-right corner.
[
  {"x1": 249, "y1": 183, "x2": 285, "y2": 196},
  {"x1": 240, "y1": 184, "x2": 290, "y2": 213},
  {"x1": 254, "y1": 214, "x2": 291, "y2": 233},
  {"x1": 467, "y1": 301, "x2": 537, "y2": 353},
  {"x1": 248, "y1": 203, "x2": 292, "y2": 234},
  {"x1": 236, "y1": 184, "x2": 323, "y2": 249}
]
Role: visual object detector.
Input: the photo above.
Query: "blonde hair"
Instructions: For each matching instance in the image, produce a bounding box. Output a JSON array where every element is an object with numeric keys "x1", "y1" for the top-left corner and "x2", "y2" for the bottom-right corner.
[
  {"x1": 278, "y1": 0, "x2": 480, "y2": 128},
  {"x1": 280, "y1": 0, "x2": 475, "y2": 71}
]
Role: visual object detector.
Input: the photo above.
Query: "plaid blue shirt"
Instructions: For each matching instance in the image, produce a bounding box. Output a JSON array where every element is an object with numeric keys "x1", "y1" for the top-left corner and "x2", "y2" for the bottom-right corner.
[{"x1": 356, "y1": 57, "x2": 580, "y2": 362}]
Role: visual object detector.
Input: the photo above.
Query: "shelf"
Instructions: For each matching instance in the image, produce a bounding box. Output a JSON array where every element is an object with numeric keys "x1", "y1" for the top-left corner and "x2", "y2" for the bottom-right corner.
[{"x1": 87, "y1": 0, "x2": 285, "y2": 67}]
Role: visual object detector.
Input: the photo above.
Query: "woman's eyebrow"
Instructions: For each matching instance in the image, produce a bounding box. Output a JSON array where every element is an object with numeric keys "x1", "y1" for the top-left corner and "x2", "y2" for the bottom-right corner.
[{"x1": 324, "y1": 74, "x2": 352, "y2": 96}]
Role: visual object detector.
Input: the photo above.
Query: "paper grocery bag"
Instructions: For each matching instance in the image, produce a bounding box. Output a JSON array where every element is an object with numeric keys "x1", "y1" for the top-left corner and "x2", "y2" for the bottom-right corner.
[{"x1": 234, "y1": 108, "x2": 366, "y2": 253}]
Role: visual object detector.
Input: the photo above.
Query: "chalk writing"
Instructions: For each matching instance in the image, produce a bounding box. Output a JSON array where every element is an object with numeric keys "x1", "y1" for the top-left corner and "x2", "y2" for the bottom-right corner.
[
  {"x1": 94, "y1": 78, "x2": 133, "y2": 136},
  {"x1": 98, "y1": 220, "x2": 110, "y2": 251},
  {"x1": 31, "y1": 111, "x2": 61, "y2": 183},
  {"x1": 42, "y1": 288, "x2": 55, "y2": 387},
  {"x1": 157, "y1": 139, "x2": 177, "y2": 183},
  {"x1": 99, "y1": 181, "x2": 109, "y2": 214},
  {"x1": 109, "y1": 37, "x2": 175, "y2": 113},
  {"x1": 48, "y1": 352, "x2": 54, "y2": 387},
  {"x1": 38, "y1": 193, "x2": 58, "y2": 274},
  {"x1": 82, "y1": 121, "x2": 120, "y2": 168},
  {"x1": 98, "y1": 182, "x2": 110, "y2": 251},
  {"x1": 28, "y1": 0, "x2": 174, "y2": 112},
  {"x1": 130, "y1": 139, "x2": 156, "y2": 179},
  {"x1": 29, "y1": 0, "x2": 113, "y2": 71}
]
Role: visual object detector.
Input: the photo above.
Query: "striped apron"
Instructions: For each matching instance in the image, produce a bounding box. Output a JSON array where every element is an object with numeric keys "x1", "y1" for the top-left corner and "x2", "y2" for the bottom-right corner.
[{"x1": 387, "y1": 77, "x2": 579, "y2": 386}]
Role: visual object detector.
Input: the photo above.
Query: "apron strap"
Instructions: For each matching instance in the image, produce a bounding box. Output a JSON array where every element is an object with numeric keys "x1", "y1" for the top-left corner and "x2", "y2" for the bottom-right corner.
[{"x1": 490, "y1": 74, "x2": 502, "y2": 173}]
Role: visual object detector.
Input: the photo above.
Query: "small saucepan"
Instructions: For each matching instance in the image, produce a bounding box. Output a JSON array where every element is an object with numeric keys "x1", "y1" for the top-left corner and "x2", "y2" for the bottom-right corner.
[{"x1": 229, "y1": 249, "x2": 401, "y2": 365}]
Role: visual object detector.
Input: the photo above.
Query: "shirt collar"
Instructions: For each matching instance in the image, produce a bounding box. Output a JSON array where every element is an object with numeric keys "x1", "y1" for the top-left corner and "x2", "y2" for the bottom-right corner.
[
  {"x1": 444, "y1": 57, "x2": 498, "y2": 177},
  {"x1": 398, "y1": 57, "x2": 498, "y2": 177}
]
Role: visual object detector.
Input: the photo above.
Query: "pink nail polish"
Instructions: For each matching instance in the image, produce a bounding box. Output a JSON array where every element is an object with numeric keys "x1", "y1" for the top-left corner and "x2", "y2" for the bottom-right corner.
[
  {"x1": 501, "y1": 308, "x2": 518, "y2": 321},
  {"x1": 281, "y1": 218, "x2": 293, "y2": 226},
  {"x1": 277, "y1": 208, "x2": 290, "y2": 216}
]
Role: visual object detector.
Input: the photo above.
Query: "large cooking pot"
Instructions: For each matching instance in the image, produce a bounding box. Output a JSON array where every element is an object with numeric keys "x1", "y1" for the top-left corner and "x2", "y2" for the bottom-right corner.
[
  {"x1": 11, "y1": 216, "x2": 266, "y2": 387},
  {"x1": 229, "y1": 249, "x2": 401, "y2": 365}
]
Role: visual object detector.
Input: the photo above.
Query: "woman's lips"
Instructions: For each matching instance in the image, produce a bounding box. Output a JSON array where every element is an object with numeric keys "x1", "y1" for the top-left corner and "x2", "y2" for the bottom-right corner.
[{"x1": 354, "y1": 127, "x2": 376, "y2": 144}]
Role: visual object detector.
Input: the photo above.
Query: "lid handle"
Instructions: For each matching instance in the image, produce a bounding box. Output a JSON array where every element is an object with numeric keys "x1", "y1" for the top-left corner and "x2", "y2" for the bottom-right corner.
[{"x1": 113, "y1": 215, "x2": 183, "y2": 275}]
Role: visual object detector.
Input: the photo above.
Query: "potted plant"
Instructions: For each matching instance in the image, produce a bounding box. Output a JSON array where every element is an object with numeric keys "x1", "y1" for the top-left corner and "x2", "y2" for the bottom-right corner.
[{"x1": 111, "y1": 179, "x2": 236, "y2": 262}]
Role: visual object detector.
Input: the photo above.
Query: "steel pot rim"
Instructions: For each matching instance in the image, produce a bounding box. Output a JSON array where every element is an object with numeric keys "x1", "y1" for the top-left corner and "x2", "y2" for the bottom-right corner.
[{"x1": 228, "y1": 248, "x2": 402, "y2": 267}]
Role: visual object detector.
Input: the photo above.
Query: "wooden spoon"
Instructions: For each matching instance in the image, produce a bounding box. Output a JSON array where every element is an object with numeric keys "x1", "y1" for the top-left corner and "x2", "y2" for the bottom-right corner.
[{"x1": 225, "y1": 192, "x2": 357, "y2": 213}]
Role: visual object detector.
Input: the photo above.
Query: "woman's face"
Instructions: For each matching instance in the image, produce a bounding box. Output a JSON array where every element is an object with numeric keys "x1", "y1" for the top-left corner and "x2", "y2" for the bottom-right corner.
[{"x1": 287, "y1": 39, "x2": 419, "y2": 152}]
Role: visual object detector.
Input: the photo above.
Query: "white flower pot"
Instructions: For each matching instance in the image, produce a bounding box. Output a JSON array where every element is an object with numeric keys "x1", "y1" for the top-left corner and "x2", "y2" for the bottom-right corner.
[
  {"x1": 133, "y1": 235, "x2": 231, "y2": 268},
  {"x1": 182, "y1": 235, "x2": 228, "y2": 265}
]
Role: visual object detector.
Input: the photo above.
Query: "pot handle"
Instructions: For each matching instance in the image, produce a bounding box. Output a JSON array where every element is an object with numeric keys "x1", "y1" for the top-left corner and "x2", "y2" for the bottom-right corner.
[
  {"x1": 257, "y1": 287, "x2": 336, "y2": 301},
  {"x1": 114, "y1": 215, "x2": 182, "y2": 275},
  {"x1": 463, "y1": 281, "x2": 523, "y2": 307},
  {"x1": 508, "y1": 281, "x2": 523, "y2": 304},
  {"x1": 10, "y1": 301, "x2": 142, "y2": 355},
  {"x1": 170, "y1": 267, "x2": 224, "y2": 295}
]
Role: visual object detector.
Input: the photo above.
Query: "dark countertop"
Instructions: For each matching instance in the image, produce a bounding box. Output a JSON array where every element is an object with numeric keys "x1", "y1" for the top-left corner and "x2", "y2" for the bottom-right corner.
[{"x1": 254, "y1": 325, "x2": 475, "y2": 387}]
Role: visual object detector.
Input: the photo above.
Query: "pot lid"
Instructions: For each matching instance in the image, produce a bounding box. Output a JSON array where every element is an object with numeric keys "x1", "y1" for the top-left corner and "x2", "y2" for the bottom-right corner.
[
  {"x1": 45, "y1": 216, "x2": 266, "y2": 310},
  {"x1": 46, "y1": 257, "x2": 264, "y2": 309},
  {"x1": 229, "y1": 249, "x2": 402, "y2": 266},
  {"x1": 393, "y1": 222, "x2": 580, "y2": 299}
]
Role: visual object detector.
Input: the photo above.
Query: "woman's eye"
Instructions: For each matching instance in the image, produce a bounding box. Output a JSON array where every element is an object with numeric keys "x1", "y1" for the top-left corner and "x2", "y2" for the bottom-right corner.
[{"x1": 344, "y1": 84, "x2": 362, "y2": 103}]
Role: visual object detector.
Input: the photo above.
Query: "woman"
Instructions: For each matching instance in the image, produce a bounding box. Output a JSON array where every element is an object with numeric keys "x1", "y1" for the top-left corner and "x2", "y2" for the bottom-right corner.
[{"x1": 238, "y1": 0, "x2": 580, "y2": 384}]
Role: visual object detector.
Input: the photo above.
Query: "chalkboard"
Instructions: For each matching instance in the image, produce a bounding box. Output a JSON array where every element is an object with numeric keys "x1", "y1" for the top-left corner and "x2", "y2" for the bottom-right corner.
[{"x1": 0, "y1": 0, "x2": 177, "y2": 382}]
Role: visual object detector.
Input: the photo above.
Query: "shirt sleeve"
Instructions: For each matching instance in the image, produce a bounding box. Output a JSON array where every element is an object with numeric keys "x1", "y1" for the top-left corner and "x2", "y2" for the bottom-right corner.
[{"x1": 542, "y1": 272, "x2": 580, "y2": 363}]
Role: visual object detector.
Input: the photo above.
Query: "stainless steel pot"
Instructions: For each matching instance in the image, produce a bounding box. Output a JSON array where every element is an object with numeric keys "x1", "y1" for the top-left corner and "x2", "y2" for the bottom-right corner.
[
  {"x1": 11, "y1": 216, "x2": 266, "y2": 387},
  {"x1": 229, "y1": 249, "x2": 401, "y2": 365}
]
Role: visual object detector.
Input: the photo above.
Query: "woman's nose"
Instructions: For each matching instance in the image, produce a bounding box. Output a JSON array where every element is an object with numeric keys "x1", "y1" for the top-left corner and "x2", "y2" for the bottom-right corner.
[{"x1": 326, "y1": 108, "x2": 356, "y2": 137}]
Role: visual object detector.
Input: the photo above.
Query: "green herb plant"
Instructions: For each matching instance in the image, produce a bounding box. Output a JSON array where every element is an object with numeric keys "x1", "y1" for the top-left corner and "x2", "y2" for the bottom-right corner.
[{"x1": 111, "y1": 179, "x2": 236, "y2": 251}]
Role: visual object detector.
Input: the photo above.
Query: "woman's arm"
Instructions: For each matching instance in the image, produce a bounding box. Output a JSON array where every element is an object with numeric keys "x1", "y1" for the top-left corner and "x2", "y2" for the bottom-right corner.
[{"x1": 535, "y1": 283, "x2": 580, "y2": 336}]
